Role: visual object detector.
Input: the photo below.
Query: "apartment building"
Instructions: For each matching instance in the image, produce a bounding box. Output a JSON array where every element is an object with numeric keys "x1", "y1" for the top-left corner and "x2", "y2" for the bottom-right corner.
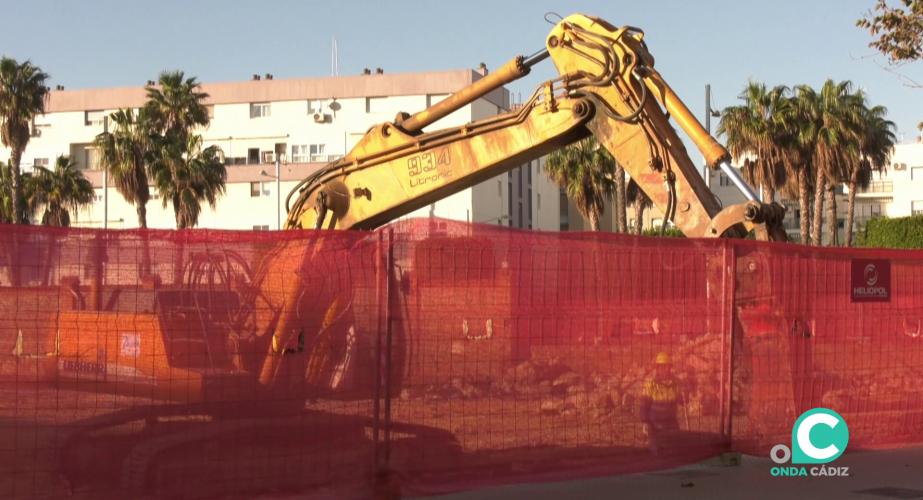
[
  {"x1": 853, "y1": 141, "x2": 923, "y2": 224},
  {"x1": 5, "y1": 67, "x2": 564, "y2": 231}
]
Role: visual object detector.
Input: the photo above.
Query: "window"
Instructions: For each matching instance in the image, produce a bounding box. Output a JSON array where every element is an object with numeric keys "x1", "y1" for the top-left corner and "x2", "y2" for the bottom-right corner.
[
  {"x1": 307, "y1": 99, "x2": 325, "y2": 114},
  {"x1": 252, "y1": 225, "x2": 269, "y2": 231},
  {"x1": 309, "y1": 144, "x2": 326, "y2": 162},
  {"x1": 291, "y1": 145, "x2": 308, "y2": 163},
  {"x1": 84, "y1": 110, "x2": 105, "y2": 126},
  {"x1": 537, "y1": 193, "x2": 541, "y2": 210},
  {"x1": 912, "y1": 167, "x2": 923, "y2": 181},
  {"x1": 249, "y1": 181, "x2": 270, "y2": 197},
  {"x1": 718, "y1": 173, "x2": 731, "y2": 187},
  {"x1": 507, "y1": 173, "x2": 513, "y2": 225},
  {"x1": 365, "y1": 96, "x2": 386, "y2": 113},
  {"x1": 261, "y1": 151, "x2": 274, "y2": 164},
  {"x1": 69, "y1": 144, "x2": 98, "y2": 170},
  {"x1": 913, "y1": 201, "x2": 923, "y2": 216},
  {"x1": 249, "y1": 102, "x2": 270, "y2": 118},
  {"x1": 33, "y1": 158, "x2": 49, "y2": 170},
  {"x1": 247, "y1": 148, "x2": 260, "y2": 164}
]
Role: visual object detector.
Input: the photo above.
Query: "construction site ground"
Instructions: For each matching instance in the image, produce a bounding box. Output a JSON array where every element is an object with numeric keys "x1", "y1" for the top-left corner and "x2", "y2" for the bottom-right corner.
[{"x1": 415, "y1": 445, "x2": 923, "y2": 500}]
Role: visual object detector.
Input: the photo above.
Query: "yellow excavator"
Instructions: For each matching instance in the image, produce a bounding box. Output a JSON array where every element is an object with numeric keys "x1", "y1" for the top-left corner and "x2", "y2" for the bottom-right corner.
[
  {"x1": 50, "y1": 13, "x2": 787, "y2": 496},
  {"x1": 255, "y1": 12, "x2": 788, "y2": 389}
]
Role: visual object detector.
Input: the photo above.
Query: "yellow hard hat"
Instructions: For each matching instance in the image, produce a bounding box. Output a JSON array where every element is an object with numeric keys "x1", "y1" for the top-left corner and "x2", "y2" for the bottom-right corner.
[{"x1": 655, "y1": 352, "x2": 671, "y2": 365}]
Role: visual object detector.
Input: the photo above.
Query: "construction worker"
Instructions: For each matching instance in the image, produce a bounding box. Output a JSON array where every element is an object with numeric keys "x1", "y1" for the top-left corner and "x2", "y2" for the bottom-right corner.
[{"x1": 640, "y1": 351, "x2": 681, "y2": 455}]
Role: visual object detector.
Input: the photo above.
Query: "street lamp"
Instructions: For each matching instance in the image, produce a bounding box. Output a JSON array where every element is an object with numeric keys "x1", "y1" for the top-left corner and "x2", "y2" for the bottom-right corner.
[
  {"x1": 102, "y1": 116, "x2": 108, "y2": 229},
  {"x1": 704, "y1": 84, "x2": 721, "y2": 189}
]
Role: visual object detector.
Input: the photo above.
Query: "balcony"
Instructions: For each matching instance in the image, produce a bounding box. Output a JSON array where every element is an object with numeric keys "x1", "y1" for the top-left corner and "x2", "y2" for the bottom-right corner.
[{"x1": 857, "y1": 180, "x2": 893, "y2": 198}]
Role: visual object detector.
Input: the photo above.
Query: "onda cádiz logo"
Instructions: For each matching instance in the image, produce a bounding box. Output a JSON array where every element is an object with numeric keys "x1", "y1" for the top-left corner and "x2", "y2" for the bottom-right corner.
[{"x1": 769, "y1": 408, "x2": 850, "y2": 477}]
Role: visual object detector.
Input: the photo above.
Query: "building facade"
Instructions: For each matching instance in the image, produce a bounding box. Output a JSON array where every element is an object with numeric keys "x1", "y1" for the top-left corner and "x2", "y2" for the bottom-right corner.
[
  {"x1": 852, "y1": 141, "x2": 923, "y2": 225},
  {"x1": 5, "y1": 68, "x2": 565, "y2": 231}
]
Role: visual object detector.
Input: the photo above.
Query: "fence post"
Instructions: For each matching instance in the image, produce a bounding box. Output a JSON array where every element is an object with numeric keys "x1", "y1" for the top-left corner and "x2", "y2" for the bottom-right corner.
[
  {"x1": 373, "y1": 228, "x2": 398, "y2": 499},
  {"x1": 384, "y1": 227, "x2": 394, "y2": 466},
  {"x1": 373, "y1": 230, "x2": 383, "y2": 481},
  {"x1": 720, "y1": 240, "x2": 738, "y2": 448}
]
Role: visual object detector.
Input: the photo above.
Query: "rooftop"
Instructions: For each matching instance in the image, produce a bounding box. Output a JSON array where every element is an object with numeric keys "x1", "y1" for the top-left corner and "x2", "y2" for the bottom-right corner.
[{"x1": 46, "y1": 68, "x2": 509, "y2": 113}]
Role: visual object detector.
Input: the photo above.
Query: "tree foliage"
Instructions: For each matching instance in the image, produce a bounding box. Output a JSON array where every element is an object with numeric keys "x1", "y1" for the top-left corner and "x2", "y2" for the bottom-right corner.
[
  {"x1": 0, "y1": 57, "x2": 49, "y2": 224},
  {"x1": 95, "y1": 108, "x2": 154, "y2": 227},
  {"x1": 544, "y1": 137, "x2": 616, "y2": 231},
  {"x1": 27, "y1": 156, "x2": 94, "y2": 227},
  {"x1": 857, "y1": 0, "x2": 923, "y2": 63},
  {"x1": 150, "y1": 134, "x2": 226, "y2": 229}
]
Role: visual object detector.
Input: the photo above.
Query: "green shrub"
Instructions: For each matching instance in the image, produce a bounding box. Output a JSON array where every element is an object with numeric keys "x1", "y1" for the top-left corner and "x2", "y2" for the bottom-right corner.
[
  {"x1": 641, "y1": 226, "x2": 686, "y2": 238},
  {"x1": 857, "y1": 216, "x2": 923, "y2": 249}
]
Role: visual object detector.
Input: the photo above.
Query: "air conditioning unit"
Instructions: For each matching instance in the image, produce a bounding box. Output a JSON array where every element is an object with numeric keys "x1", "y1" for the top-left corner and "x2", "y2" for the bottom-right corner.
[
  {"x1": 893, "y1": 162, "x2": 907, "y2": 171},
  {"x1": 313, "y1": 112, "x2": 329, "y2": 123}
]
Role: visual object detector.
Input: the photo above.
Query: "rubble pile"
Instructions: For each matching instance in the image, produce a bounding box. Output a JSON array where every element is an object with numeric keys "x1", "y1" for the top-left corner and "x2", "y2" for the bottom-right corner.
[{"x1": 396, "y1": 332, "x2": 734, "y2": 419}]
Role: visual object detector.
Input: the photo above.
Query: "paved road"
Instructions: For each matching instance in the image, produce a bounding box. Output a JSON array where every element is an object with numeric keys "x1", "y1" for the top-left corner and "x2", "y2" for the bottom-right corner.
[{"x1": 419, "y1": 446, "x2": 923, "y2": 500}]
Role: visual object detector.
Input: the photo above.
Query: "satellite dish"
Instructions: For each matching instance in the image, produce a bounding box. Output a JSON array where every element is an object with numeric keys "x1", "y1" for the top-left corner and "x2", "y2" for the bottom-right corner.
[{"x1": 328, "y1": 98, "x2": 341, "y2": 112}]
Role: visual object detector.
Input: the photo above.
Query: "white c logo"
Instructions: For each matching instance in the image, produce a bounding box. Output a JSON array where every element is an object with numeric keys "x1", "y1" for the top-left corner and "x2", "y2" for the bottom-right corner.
[{"x1": 796, "y1": 413, "x2": 840, "y2": 460}]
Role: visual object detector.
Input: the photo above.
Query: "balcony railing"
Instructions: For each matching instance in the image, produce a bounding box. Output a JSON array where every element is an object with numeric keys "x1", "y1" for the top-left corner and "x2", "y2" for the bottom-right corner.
[{"x1": 859, "y1": 180, "x2": 893, "y2": 194}]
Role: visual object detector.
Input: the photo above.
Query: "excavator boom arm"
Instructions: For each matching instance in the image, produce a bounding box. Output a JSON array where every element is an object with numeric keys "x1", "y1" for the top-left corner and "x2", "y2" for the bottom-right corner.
[{"x1": 285, "y1": 14, "x2": 785, "y2": 240}]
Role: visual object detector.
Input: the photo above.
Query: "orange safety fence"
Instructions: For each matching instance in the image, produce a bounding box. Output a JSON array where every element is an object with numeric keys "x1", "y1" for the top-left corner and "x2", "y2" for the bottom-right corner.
[{"x1": 0, "y1": 218, "x2": 921, "y2": 498}]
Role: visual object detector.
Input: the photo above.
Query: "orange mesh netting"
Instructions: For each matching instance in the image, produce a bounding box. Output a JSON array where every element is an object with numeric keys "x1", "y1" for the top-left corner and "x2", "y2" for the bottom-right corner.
[{"x1": 0, "y1": 218, "x2": 921, "y2": 498}]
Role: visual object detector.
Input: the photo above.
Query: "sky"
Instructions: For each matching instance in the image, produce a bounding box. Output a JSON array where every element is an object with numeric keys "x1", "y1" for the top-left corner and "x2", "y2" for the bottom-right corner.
[{"x1": 1, "y1": 0, "x2": 921, "y2": 142}]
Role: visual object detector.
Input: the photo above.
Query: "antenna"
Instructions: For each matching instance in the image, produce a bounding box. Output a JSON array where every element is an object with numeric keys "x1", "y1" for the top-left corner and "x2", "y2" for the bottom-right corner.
[{"x1": 331, "y1": 36, "x2": 339, "y2": 76}]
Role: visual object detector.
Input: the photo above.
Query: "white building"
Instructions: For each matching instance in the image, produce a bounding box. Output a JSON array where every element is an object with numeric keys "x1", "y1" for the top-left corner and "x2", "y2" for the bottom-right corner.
[
  {"x1": 853, "y1": 141, "x2": 923, "y2": 224},
  {"x1": 5, "y1": 67, "x2": 563, "y2": 231}
]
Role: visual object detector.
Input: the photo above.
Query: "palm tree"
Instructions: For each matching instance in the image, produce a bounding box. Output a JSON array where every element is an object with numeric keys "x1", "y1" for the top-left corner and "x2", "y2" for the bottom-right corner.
[
  {"x1": 95, "y1": 108, "x2": 154, "y2": 228},
  {"x1": 843, "y1": 99, "x2": 895, "y2": 247},
  {"x1": 626, "y1": 178, "x2": 652, "y2": 235},
  {"x1": 795, "y1": 80, "x2": 860, "y2": 246},
  {"x1": 776, "y1": 92, "x2": 818, "y2": 245},
  {"x1": 544, "y1": 137, "x2": 616, "y2": 231},
  {"x1": 718, "y1": 82, "x2": 789, "y2": 203},
  {"x1": 614, "y1": 162, "x2": 628, "y2": 232},
  {"x1": 0, "y1": 57, "x2": 50, "y2": 224},
  {"x1": 150, "y1": 134, "x2": 226, "y2": 229},
  {"x1": 27, "y1": 156, "x2": 94, "y2": 227},
  {"x1": 144, "y1": 71, "x2": 210, "y2": 142}
]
